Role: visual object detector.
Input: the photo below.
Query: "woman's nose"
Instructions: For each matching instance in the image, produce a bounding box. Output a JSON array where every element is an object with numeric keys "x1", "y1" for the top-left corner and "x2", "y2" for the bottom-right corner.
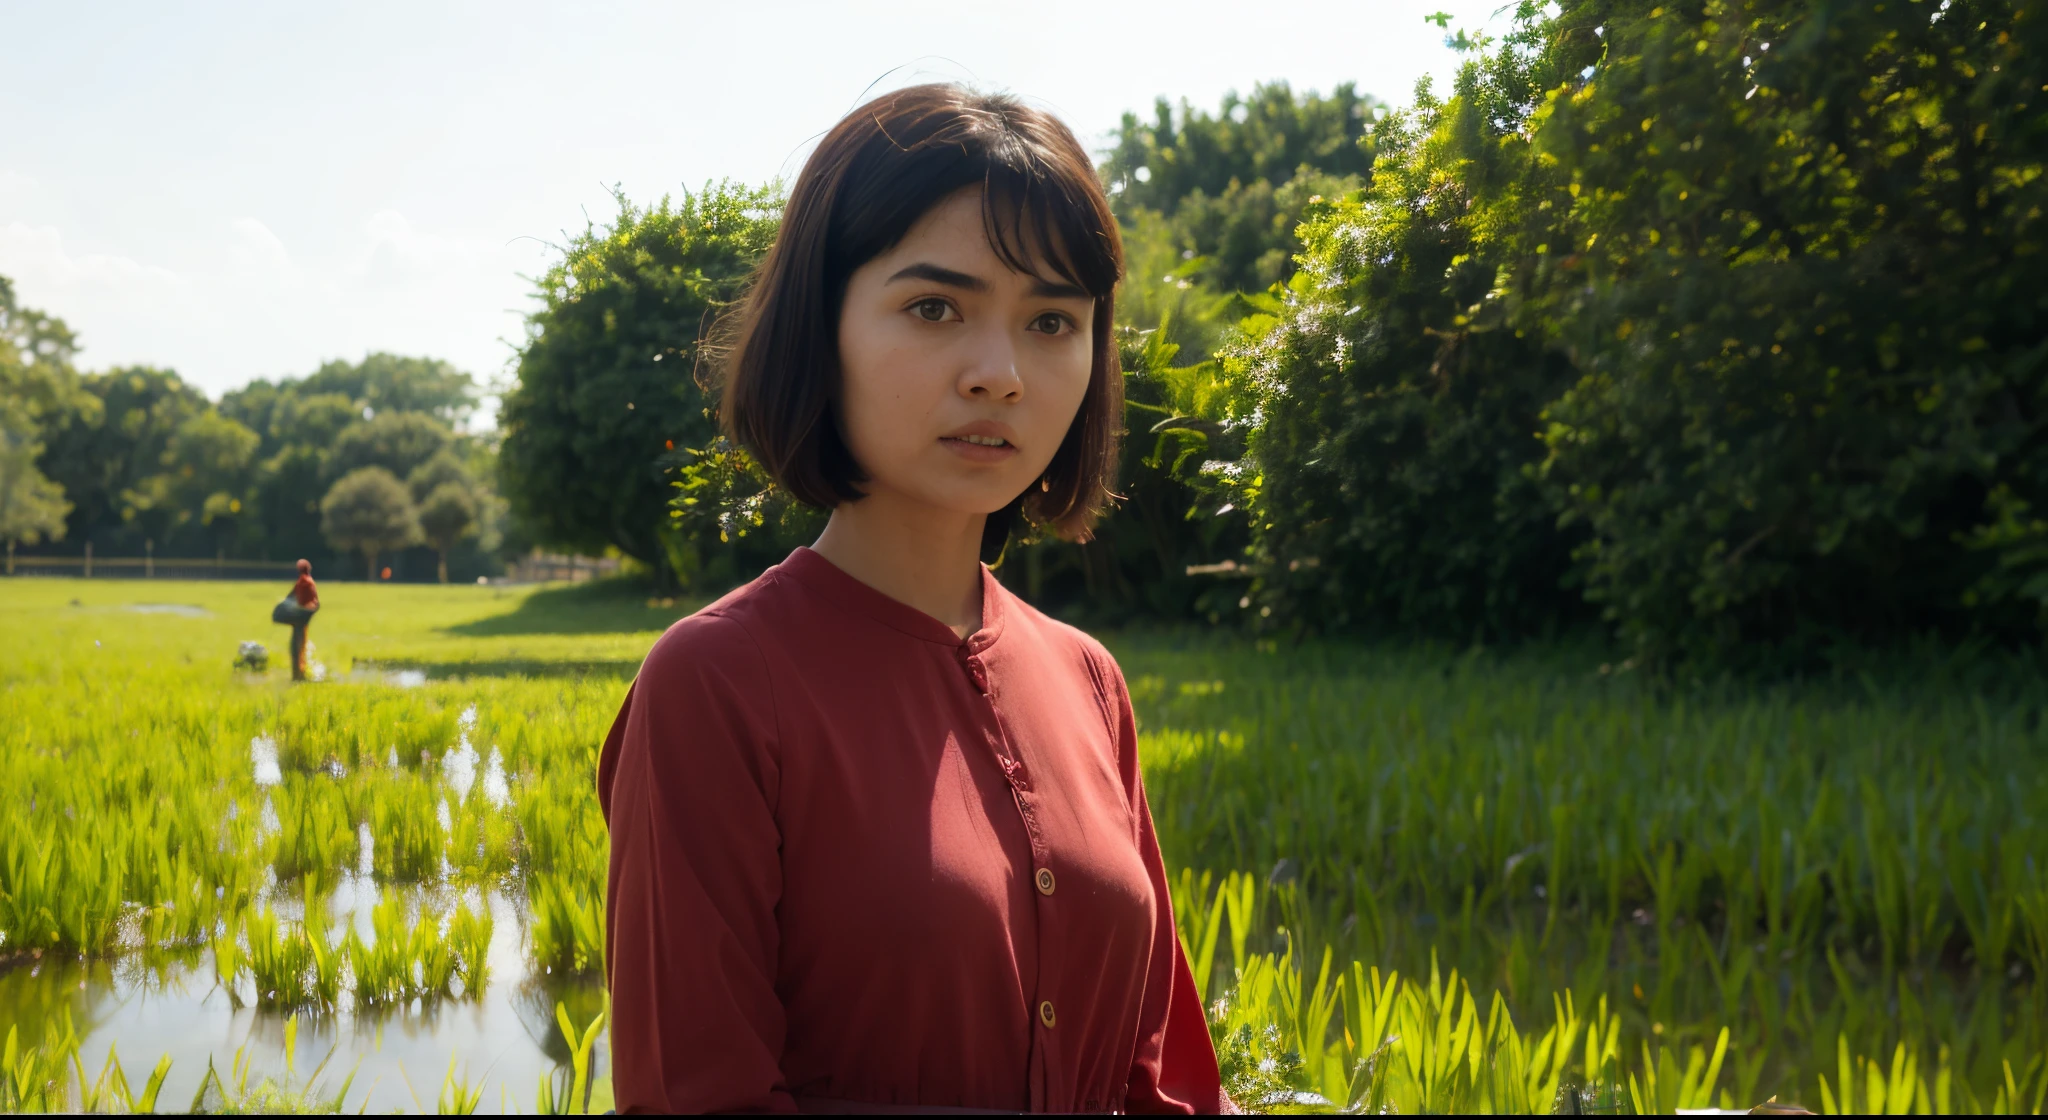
[{"x1": 958, "y1": 327, "x2": 1024, "y2": 401}]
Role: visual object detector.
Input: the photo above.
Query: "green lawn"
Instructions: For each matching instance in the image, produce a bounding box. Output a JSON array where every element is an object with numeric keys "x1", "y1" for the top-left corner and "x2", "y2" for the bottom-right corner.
[{"x1": 3, "y1": 576, "x2": 2045, "y2": 1113}]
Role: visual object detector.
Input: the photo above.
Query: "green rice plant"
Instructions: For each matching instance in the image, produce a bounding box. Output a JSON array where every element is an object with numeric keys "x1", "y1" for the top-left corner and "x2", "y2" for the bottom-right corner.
[
  {"x1": 513, "y1": 770, "x2": 607, "y2": 877},
  {"x1": 434, "y1": 1055, "x2": 485, "y2": 1115},
  {"x1": 109, "y1": 1048, "x2": 175, "y2": 1115},
  {"x1": 1628, "y1": 1027, "x2": 1731, "y2": 1114},
  {"x1": 414, "y1": 907, "x2": 459, "y2": 998},
  {"x1": 527, "y1": 872, "x2": 604, "y2": 977},
  {"x1": 344, "y1": 893, "x2": 415, "y2": 1007},
  {"x1": 242, "y1": 902, "x2": 340, "y2": 1011},
  {"x1": 550, "y1": 1003, "x2": 607, "y2": 1116},
  {"x1": 368, "y1": 773, "x2": 441, "y2": 882},
  {"x1": 448, "y1": 901, "x2": 493, "y2": 997},
  {"x1": 444, "y1": 794, "x2": 519, "y2": 884},
  {"x1": 0, "y1": 818, "x2": 126, "y2": 954},
  {"x1": 212, "y1": 922, "x2": 247, "y2": 1005},
  {"x1": 272, "y1": 780, "x2": 355, "y2": 886},
  {"x1": 186, "y1": 1013, "x2": 361, "y2": 1115},
  {"x1": 1, "y1": 1019, "x2": 75, "y2": 1112}
]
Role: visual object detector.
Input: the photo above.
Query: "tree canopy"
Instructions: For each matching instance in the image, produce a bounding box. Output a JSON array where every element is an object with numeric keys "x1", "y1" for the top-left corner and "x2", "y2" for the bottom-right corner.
[
  {"x1": 1178, "y1": 0, "x2": 2048, "y2": 664},
  {"x1": 320, "y1": 466, "x2": 421, "y2": 579},
  {"x1": 498, "y1": 182, "x2": 782, "y2": 581}
]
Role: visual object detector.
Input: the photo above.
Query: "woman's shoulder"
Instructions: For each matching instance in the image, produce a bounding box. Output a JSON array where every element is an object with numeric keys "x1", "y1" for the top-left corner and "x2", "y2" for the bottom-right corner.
[
  {"x1": 993, "y1": 581, "x2": 1124, "y2": 688},
  {"x1": 637, "y1": 570, "x2": 794, "y2": 694}
]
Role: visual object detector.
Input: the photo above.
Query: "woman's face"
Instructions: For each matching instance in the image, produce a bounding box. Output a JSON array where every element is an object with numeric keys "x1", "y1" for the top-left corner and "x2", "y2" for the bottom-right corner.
[{"x1": 836, "y1": 187, "x2": 1095, "y2": 520}]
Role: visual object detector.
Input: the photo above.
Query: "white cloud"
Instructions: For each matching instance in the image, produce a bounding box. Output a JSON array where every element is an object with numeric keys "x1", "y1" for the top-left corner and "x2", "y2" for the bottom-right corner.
[
  {"x1": 0, "y1": 221, "x2": 198, "y2": 320},
  {"x1": 226, "y1": 217, "x2": 297, "y2": 282}
]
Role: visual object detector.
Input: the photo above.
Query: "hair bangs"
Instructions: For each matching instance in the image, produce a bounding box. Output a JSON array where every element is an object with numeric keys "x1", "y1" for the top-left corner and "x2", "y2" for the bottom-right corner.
[{"x1": 976, "y1": 154, "x2": 1119, "y2": 301}]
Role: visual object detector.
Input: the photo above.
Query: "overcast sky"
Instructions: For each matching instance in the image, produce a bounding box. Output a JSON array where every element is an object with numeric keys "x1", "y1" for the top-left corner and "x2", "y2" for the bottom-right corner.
[{"x1": 4, "y1": 0, "x2": 1511, "y2": 416}]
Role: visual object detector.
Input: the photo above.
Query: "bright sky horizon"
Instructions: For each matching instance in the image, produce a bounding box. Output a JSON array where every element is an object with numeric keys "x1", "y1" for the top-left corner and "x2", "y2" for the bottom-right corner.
[{"x1": 5, "y1": 1, "x2": 1512, "y2": 421}]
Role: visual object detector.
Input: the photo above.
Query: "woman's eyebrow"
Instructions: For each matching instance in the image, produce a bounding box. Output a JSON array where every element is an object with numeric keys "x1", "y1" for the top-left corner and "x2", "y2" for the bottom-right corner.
[
  {"x1": 885, "y1": 262, "x2": 1091, "y2": 302},
  {"x1": 1027, "y1": 278, "x2": 1091, "y2": 301},
  {"x1": 887, "y1": 262, "x2": 989, "y2": 291}
]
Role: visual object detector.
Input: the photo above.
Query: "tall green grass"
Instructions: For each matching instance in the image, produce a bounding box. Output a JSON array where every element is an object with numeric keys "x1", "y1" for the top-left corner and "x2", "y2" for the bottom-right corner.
[{"x1": 1120, "y1": 635, "x2": 2048, "y2": 1106}]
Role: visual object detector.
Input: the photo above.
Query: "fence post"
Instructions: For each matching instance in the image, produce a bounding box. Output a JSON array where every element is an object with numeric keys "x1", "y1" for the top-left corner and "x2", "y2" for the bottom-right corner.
[
  {"x1": 145, "y1": 539, "x2": 154, "y2": 579},
  {"x1": 84, "y1": 541, "x2": 93, "y2": 579}
]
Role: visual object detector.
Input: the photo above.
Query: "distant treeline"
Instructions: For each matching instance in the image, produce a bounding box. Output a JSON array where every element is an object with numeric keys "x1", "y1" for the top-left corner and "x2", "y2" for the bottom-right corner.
[
  {"x1": 8, "y1": 0, "x2": 2044, "y2": 664},
  {"x1": 0, "y1": 319, "x2": 510, "y2": 582}
]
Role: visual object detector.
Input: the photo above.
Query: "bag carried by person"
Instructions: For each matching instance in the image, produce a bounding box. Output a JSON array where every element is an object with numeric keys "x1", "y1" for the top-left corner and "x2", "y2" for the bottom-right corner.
[{"x1": 273, "y1": 597, "x2": 315, "y2": 626}]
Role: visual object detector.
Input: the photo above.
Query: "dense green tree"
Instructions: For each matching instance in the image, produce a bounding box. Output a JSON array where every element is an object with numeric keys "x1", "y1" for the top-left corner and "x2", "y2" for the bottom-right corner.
[
  {"x1": 406, "y1": 449, "x2": 476, "y2": 503},
  {"x1": 1184, "y1": 0, "x2": 2048, "y2": 662},
  {"x1": 0, "y1": 400, "x2": 70, "y2": 573},
  {"x1": 39, "y1": 366, "x2": 210, "y2": 552},
  {"x1": 1103, "y1": 83, "x2": 1380, "y2": 309},
  {"x1": 320, "y1": 467, "x2": 420, "y2": 580},
  {"x1": 222, "y1": 391, "x2": 355, "y2": 565},
  {"x1": 166, "y1": 410, "x2": 261, "y2": 556},
  {"x1": 297, "y1": 353, "x2": 477, "y2": 426},
  {"x1": 500, "y1": 182, "x2": 781, "y2": 583},
  {"x1": 1103, "y1": 81, "x2": 1378, "y2": 219},
  {"x1": 325, "y1": 411, "x2": 453, "y2": 483},
  {"x1": 1, "y1": 277, "x2": 90, "y2": 569},
  {"x1": 408, "y1": 449, "x2": 483, "y2": 583},
  {"x1": 1203, "y1": 56, "x2": 1585, "y2": 639},
  {"x1": 1519, "y1": 0, "x2": 2048, "y2": 657},
  {"x1": 417, "y1": 482, "x2": 479, "y2": 584},
  {"x1": 0, "y1": 276, "x2": 92, "y2": 429}
]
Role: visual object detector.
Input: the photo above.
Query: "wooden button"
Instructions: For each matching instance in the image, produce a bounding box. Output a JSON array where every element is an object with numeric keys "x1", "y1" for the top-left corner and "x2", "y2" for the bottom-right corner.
[
  {"x1": 1035, "y1": 867, "x2": 1056, "y2": 895},
  {"x1": 1038, "y1": 1000, "x2": 1056, "y2": 1028}
]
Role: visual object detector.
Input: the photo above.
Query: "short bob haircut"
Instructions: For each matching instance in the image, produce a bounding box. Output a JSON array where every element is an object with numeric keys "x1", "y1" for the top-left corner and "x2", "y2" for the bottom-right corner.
[{"x1": 716, "y1": 83, "x2": 1124, "y2": 564}]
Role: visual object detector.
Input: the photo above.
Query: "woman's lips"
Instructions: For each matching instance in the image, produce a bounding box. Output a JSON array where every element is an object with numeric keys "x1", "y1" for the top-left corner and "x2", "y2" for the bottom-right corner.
[{"x1": 940, "y1": 436, "x2": 1020, "y2": 463}]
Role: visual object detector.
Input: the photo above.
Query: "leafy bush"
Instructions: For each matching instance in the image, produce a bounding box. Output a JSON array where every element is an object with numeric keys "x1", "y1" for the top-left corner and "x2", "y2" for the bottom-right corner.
[
  {"x1": 1522, "y1": 0, "x2": 2048, "y2": 661},
  {"x1": 1209, "y1": 62, "x2": 1586, "y2": 639},
  {"x1": 1196, "y1": 0, "x2": 2048, "y2": 662},
  {"x1": 500, "y1": 183, "x2": 781, "y2": 585}
]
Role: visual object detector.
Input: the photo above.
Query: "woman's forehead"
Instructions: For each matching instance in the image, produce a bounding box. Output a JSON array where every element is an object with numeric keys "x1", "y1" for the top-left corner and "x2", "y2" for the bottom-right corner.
[{"x1": 889, "y1": 187, "x2": 1090, "y2": 291}]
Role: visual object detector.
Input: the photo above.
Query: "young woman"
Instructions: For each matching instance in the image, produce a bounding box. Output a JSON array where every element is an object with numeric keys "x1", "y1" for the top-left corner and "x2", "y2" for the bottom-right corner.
[{"x1": 597, "y1": 84, "x2": 1227, "y2": 1115}]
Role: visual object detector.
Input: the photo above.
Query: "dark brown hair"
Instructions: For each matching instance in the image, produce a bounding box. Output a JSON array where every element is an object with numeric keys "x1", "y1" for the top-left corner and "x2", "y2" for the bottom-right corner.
[{"x1": 716, "y1": 83, "x2": 1124, "y2": 562}]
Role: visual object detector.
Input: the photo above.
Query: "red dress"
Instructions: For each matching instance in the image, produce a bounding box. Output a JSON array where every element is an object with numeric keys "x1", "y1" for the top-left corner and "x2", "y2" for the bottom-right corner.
[{"x1": 598, "y1": 547, "x2": 1225, "y2": 1114}]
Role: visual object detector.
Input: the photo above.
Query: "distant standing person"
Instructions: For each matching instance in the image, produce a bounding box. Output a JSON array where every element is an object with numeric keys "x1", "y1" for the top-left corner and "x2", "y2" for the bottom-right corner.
[{"x1": 287, "y1": 559, "x2": 319, "y2": 681}]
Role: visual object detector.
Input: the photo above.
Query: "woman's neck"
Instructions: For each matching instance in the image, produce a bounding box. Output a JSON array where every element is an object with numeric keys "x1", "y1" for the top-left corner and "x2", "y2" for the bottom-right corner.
[{"x1": 810, "y1": 491, "x2": 986, "y2": 639}]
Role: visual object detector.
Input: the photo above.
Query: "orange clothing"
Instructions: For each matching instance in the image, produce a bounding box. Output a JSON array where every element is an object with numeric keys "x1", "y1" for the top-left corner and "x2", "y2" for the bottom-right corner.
[
  {"x1": 597, "y1": 547, "x2": 1224, "y2": 1114},
  {"x1": 291, "y1": 574, "x2": 319, "y2": 609}
]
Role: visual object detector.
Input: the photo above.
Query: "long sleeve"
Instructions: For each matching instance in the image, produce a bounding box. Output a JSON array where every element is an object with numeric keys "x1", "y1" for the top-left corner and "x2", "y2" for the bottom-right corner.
[
  {"x1": 598, "y1": 614, "x2": 794, "y2": 1114},
  {"x1": 1099, "y1": 655, "x2": 1228, "y2": 1115}
]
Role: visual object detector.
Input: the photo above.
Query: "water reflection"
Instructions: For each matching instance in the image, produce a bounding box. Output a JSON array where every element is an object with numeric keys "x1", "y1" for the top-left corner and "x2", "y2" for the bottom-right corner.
[{"x1": 0, "y1": 888, "x2": 608, "y2": 1114}]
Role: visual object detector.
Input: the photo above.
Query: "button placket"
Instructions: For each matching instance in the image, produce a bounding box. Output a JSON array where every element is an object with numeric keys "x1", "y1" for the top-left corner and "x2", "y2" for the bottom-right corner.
[{"x1": 972, "y1": 651, "x2": 1064, "y2": 1081}]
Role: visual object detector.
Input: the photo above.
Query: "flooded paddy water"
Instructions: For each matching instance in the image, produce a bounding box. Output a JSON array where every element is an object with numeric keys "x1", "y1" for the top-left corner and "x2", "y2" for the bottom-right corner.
[
  {"x1": 2, "y1": 702, "x2": 612, "y2": 1112},
  {"x1": 0, "y1": 896, "x2": 607, "y2": 1113}
]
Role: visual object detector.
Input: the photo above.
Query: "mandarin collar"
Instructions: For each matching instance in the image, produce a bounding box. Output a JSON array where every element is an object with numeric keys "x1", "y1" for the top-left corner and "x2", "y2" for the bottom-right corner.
[{"x1": 779, "y1": 547, "x2": 1007, "y2": 652}]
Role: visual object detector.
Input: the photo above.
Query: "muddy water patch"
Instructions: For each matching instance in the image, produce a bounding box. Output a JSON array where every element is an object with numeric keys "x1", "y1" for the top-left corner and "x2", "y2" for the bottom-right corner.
[{"x1": 124, "y1": 603, "x2": 212, "y2": 618}]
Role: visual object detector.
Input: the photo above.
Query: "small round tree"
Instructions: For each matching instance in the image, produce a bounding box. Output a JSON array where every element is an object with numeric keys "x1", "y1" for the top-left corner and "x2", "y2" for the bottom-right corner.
[
  {"x1": 416, "y1": 481, "x2": 478, "y2": 584},
  {"x1": 320, "y1": 466, "x2": 420, "y2": 580}
]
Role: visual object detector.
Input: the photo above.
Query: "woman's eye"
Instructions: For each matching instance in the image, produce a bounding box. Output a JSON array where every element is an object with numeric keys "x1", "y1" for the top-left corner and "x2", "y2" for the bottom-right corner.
[
  {"x1": 914, "y1": 299, "x2": 951, "y2": 322},
  {"x1": 1030, "y1": 313, "x2": 1069, "y2": 335}
]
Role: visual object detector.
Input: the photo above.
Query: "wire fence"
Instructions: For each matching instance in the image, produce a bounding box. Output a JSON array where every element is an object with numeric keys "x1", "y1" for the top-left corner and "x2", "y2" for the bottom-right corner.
[{"x1": 2, "y1": 555, "x2": 302, "y2": 581}]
